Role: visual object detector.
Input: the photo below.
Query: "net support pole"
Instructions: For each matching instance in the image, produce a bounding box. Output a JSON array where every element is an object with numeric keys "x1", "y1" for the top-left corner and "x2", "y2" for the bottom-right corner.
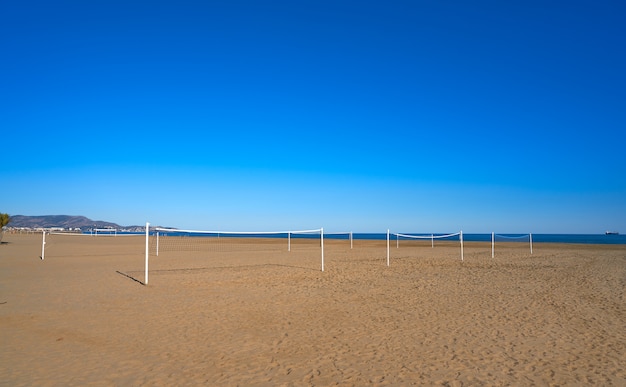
[
  {"x1": 460, "y1": 230, "x2": 464, "y2": 261},
  {"x1": 431, "y1": 234, "x2": 434, "y2": 248},
  {"x1": 530, "y1": 233, "x2": 533, "y2": 254},
  {"x1": 491, "y1": 232, "x2": 494, "y2": 258},
  {"x1": 396, "y1": 233, "x2": 399, "y2": 248},
  {"x1": 320, "y1": 228, "x2": 324, "y2": 272},
  {"x1": 156, "y1": 231, "x2": 159, "y2": 256},
  {"x1": 386, "y1": 229, "x2": 390, "y2": 266},
  {"x1": 350, "y1": 232, "x2": 353, "y2": 249},
  {"x1": 41, "y1": 231, "x2": 46, "y2": 260},
  {"x1": 145, "y1": 222, "x2": 149, "y2": 285}
]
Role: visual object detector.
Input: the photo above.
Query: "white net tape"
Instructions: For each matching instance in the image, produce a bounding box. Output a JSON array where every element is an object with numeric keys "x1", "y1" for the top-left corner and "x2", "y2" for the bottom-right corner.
[
  {"x1": 396, "y1": 232, "x2": 461, "y2": 240},
  {"x1": 494, "y1": 234, "x2": 531, "y2": 240}
]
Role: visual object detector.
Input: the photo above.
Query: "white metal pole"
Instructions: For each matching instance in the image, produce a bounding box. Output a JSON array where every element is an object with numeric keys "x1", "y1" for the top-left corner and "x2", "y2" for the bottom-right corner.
[
  {"x1": 530, "y1": 233, "x2": 533, "y2": 254},
  {"x1": 396, "y1": 233, "x2": 399, "y2": 248},
  {"x1": 145, "y1": 222, "x2": 150, "y2": 285},
  {"x1": 460, "y1": 230, "x2": 464, "y2": 261},
  {"x1": 491, "y1": 232, "x2": 494, "y2": 258},
  {"x1": 320, "y1": 228, "x2": 324, "y2": 272},
  {"x1": 431, "y1": 234, "x2": 434, "y2": 248},
  {"x1": 350, "y1": 232, "x2": 353, "y2": 249},
  {"x1": 156, "y1": 231, "x2": 159, "y2": 256},
  {"x1": 386, "y1": 229, "x2": 390, "y2": 266},
  {"x1": 41, "y1": 231, "x2": 46, "y2": 260}
]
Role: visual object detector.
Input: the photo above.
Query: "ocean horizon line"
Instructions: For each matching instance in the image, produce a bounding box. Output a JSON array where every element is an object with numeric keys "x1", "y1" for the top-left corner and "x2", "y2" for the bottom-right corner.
[{"x1": 137, "y1": 231, "x2": 625, "y2": 245}]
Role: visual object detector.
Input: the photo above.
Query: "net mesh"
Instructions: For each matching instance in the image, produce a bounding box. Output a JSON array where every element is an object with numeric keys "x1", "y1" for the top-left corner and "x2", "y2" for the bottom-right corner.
[
  {"x1": 150, "y1": 228, "x2": 324, "y2": 272},
  {"x1": 43, "y1": 231, "x2": 144, "y2": 259},
  {"x1": 492, "y1": 233, "x2": 533, "y2": 256},
  {"x1": 391, "y1": 232, "x2": 464, "y2": 262},
  {"x1": 396, "y1": 232, "x2": 461, "y2": 247}
]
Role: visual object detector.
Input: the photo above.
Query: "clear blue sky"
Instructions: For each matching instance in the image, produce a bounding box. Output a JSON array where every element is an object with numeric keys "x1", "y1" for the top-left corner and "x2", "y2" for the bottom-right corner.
[{"x1": 2, "y1": 0, "x2": 625, "y2": 233}]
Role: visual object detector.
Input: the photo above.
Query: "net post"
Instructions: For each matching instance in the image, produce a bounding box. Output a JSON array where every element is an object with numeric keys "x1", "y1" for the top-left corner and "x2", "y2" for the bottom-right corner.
[
  {"x1": 431, "y1": 234, "x2": 434, "y2": 248},
  {"x1": 320, "y1": 228, "x2": 324, "y2": 272},
  {"x1": 386, "y1": 229, "x2": 390, "y2": 266},
  {"x1": 156, "y1": 231, "x2": 159, "y2": 256},
  {"x1": 460, "y1": 230, "x2": 464, "y2": 261},
  {"x1": 145, "y1": 222, "x2": 149, "y2": 285},
  {"x1": 396, "y1": 233, "x2": 399, "y2": 248},
  {"x1": 530, "y1": 233, "x2": 533, "y2": 254},
  {"x1": 41, "y1": 231, "x2": 46, "y2": 260},
  {"x1": 350, "y1": 232, "x2": 353, "y2": 249},
  {"x1": 491, "y1": 232, "x2": 494, "y2": 258}
]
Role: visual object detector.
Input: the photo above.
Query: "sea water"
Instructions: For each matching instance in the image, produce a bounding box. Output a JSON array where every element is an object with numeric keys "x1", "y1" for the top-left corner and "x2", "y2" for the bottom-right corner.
[
  {"x1": 346, "y1": 233, "x2": 626, "y2": 245},
  {"x1": 100, "y1": 231, "x2": 626, "y2": 245}
]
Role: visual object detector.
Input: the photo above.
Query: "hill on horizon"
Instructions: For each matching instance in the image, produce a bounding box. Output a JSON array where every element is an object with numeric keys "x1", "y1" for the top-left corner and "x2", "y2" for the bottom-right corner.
[{"x1": 7, "y1": 215, "x2": 129, "y2": 230}]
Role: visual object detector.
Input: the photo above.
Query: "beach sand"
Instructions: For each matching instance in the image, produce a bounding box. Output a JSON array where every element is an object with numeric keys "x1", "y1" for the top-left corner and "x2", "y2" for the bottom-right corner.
[{"x1": 1, "y1": 233, "x2": 625, "y2": 386}]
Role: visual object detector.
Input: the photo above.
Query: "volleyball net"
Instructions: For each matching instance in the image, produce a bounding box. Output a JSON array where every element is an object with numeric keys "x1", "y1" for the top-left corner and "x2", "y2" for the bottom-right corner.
[
  {"x1": 145, "y1": 226, "x2": 325, "y2": 284},
  {"x1": 92, "y1": 228, "x2": 119, "y2": 236},
  {"x1": 387, "y1": 230, "x2": 464, "y2": 264},
  {"x1": 153, "y1": 228, "x2": 323, "y2": 254},
  {"x1": 40, "y1": 230, "x2": 144, "y2": 260},
  {"x1": 491, "y1": 233, "x2": 533, "y2": 257}
]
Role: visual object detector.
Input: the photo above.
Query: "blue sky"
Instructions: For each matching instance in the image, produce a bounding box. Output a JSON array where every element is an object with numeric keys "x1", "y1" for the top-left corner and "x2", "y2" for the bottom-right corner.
[{"x1": 1, "y1": 0, "x2": 625, "y2": 233}]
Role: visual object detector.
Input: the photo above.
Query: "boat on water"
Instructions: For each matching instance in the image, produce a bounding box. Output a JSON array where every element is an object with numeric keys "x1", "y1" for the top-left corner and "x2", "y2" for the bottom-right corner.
[{"x1": 605, "y1": 231, "x2": 619, "y2": 235}]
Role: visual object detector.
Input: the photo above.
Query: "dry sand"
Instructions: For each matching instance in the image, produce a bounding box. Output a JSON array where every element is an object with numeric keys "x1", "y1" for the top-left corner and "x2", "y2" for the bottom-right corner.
[{"x1": 1, "y1": 232, "x2": 625, "y2": 386}]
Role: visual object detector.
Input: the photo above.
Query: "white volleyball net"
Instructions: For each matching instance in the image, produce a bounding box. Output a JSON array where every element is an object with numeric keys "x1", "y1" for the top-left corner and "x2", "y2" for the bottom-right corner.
[
  {"x1": 389, "y1": 231, "x2": 464, "y2": 263},
  {"x1": 145, "y1": 227, "x2": 325, "y2": 283},
  {"x1": 40, "y1": 231, "x2": 145, "y2": 260},
  {"x1": 491, "y1": 233, "x2": 533, "y2": 257}
]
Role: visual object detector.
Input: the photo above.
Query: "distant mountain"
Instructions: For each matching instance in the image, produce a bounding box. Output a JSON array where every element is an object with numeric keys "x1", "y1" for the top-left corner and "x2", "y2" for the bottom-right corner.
[{"x1": 8, "y1": 215, "x2": 125, "y2": 230}]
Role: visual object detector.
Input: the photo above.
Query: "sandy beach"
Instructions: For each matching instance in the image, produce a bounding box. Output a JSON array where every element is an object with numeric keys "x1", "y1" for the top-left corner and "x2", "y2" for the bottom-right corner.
[{"x1": 1, "y1": 232, "x2": 625, "y2": 386}]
